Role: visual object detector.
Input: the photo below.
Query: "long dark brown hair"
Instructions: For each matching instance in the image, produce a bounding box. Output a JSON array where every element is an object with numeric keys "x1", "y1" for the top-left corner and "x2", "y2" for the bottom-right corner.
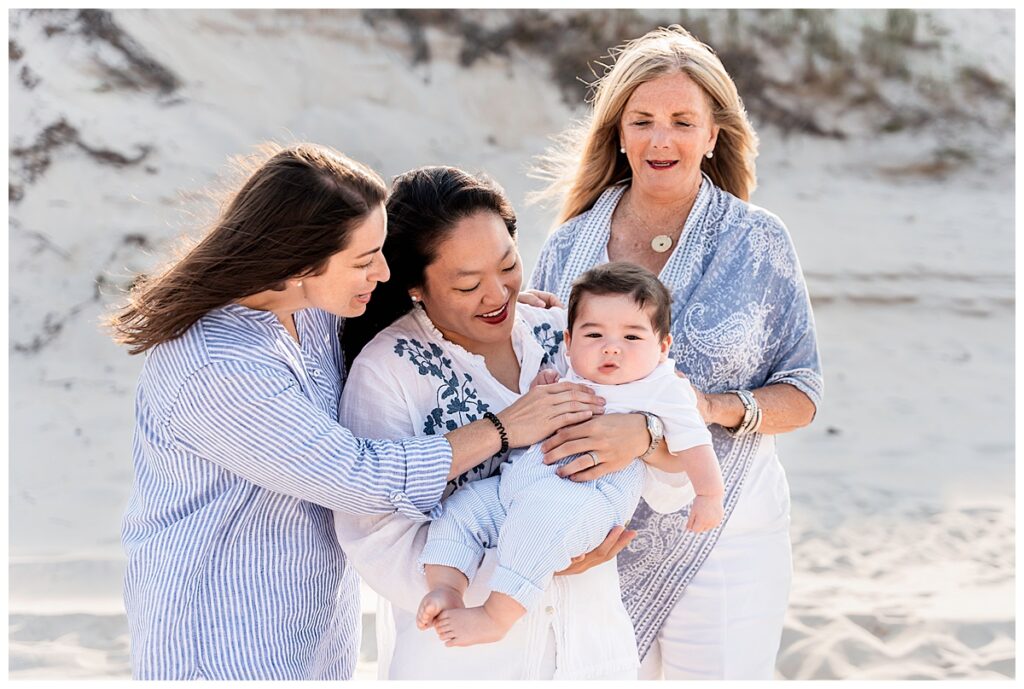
[
  {"x1": 107, "y1": 143, "x2": 386, "y2": 354},
  {"x1": 341, "y1": 165, "x2": 516, "y2": 365}
]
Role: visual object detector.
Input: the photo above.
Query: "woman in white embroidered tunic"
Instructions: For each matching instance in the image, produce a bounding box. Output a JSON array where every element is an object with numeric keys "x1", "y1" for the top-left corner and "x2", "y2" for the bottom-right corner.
[
  {"x1": 530, "y1": 26, "x2": 824, "y2": 679},
  {"x1": 109, "y1": 145, "x2": 604, "y2": 680},
  {"x1": 336, "y1": 166, "x2": 689, "y2": 679}
]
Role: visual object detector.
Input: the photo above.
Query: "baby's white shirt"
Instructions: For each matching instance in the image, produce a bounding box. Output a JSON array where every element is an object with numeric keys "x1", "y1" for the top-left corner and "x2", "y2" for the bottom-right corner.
[{"x1": 563, "y1": 358, "x2": 713, "y2": 512}]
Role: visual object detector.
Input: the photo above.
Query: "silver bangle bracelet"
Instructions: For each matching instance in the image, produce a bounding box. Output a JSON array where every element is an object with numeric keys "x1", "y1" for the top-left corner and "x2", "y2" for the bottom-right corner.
[
  {"x1": 750, "y1": 401, "x2": 763, "y2": 434},
  {"x1": 725, "y1": 389, "x2": 760, "y2": 436}
]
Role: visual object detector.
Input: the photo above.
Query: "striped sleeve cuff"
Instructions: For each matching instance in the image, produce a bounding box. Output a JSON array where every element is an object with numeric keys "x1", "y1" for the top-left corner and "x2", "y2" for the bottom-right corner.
[
  {"x1": 418, "y1": 538, "x2": 486, "y2": 580},
  {"x1": 388, "y1": 436, "x2": 452, "y2": 522},
  {"x1": 491, "y1": 565, "x2": 545, "y2": 611}
]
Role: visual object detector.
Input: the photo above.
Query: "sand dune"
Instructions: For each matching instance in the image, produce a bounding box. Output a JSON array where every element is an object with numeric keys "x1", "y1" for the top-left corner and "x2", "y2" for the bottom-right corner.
[{"x1": 8, "y1": 9, "x2": 1014, "y2": 681}]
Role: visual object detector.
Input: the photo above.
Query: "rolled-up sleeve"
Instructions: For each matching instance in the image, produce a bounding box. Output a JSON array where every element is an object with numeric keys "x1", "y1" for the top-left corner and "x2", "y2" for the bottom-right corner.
[
  {"x1": 167, "y1": 359, "x2": 450, "y2": 521},
  {"x1": 335, "y1": 351, "x2": 442, "y2": 612},
  {"x1": 764, "y1": 223, "x2": 824, "y2": 411},
  {"x1": 765, "y1": 294, "x2": 823, "y2": 409}
]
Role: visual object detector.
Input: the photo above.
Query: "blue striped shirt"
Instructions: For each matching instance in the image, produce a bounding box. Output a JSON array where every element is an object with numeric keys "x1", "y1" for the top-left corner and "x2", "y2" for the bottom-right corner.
[{"x1": 121, "y1": 303, "x2": 452, "y2": 679}]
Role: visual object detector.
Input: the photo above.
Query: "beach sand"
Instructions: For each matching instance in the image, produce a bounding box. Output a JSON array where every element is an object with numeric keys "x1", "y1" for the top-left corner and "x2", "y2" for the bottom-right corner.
[{"x1": 9, "y1": 9, "x2": 1014, "y2": 680}]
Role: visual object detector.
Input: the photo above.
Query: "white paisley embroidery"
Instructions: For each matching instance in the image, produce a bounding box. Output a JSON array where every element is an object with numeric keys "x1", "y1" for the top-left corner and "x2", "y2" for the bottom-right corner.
[
  {"x1": 747, "y1": 219, "x2": 796, "y2": 282},
  {"x1": 681, "y1": 301, "x2": 779, "y2": 391},
  {"x1": 618, "y1": 511, "x2": 687, "y2": 605}
]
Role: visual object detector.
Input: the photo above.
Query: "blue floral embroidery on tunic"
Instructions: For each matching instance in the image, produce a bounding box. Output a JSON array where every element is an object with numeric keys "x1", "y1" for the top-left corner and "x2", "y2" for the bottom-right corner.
[
  {"x1": 532, "y1": 322, "x2": 563, "y2": 366},
  {"x1": 394, "y1": 338, "x2": 490, "y2": 434},
  {"x1": 394, "y1": 318, "x2": 565, "y2": 496},
  {"x1": 394, "y1": 337, "x2": 496, "y2": 493}
]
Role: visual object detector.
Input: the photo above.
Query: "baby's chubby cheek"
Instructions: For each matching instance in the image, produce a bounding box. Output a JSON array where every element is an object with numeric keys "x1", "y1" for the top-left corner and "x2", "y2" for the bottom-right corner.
[{"x1": 566, "y1": 349, "x2": 599, "y2": 379}]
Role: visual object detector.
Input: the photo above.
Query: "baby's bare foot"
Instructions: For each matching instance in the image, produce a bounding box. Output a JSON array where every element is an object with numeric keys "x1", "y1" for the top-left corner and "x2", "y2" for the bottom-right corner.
[
  {"x1": 416, "y1": 586, "x2": 465, "y2": 630},
  {"x1": 433, "y1": 606, "x2": 514, "y2": 647}
]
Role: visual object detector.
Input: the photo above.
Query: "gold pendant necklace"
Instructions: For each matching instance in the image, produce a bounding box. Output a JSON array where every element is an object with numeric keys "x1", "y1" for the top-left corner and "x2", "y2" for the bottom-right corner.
[
  {"x1": 622, "y1": 194, "x2": 681, "y2": 255},
  {"x1": 651, "y1": 235, "x2": 673, "y2": 253}
]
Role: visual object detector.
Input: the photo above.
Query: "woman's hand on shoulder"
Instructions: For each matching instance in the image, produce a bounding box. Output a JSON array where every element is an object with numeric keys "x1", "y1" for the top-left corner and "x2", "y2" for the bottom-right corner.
[
  {"x1": 554, "y1": 525, "x2": 636, "y2": 576},
  {"x1": 516, "y1": 289, "x2": 563, "y2": 309},
  {"x1": 497, "y1": 381, "x2": 605, "y2": 448},
  {"x1": 539, "y1": 412, "x2": 649, "y2": 481}
]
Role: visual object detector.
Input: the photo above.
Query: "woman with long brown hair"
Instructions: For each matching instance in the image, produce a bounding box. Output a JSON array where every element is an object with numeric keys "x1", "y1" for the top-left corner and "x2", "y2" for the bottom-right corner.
[{"x1": 107, "y1": 143, "x2": 604, "y2": 680}]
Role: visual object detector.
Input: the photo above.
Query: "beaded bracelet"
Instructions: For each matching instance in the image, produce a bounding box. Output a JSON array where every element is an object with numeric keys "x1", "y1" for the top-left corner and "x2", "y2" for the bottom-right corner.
[{"x1": 483, "y1": 411, "x2": 510, "y2": 455}]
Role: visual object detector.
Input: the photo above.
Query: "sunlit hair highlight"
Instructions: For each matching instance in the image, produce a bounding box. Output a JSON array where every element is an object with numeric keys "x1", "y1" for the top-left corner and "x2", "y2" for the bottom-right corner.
[{"x1": 106, "y1": 142, "x2": 386, "y2": 354}]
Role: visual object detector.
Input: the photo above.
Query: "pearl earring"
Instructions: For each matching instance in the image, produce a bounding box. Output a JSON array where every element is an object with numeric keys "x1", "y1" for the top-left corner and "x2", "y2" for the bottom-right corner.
[
  {"x1": 619, "y1": 146, "x2": 626, "y2": 154},
  {"x1": 410, "y1": 295, "x2": 419, "y2": 302},
  {"x1": 296, "y1": 280, "x2": 303, "y2": 288},
  {"x1": 705, "y1": 150, "x2": 714, "y2": 159}
]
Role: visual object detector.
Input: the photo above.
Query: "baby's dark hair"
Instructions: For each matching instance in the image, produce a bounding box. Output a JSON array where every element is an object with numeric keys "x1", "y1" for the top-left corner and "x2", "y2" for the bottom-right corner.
[{"x1": 567, "y1": 262, "x2": 672, "y2": 338}]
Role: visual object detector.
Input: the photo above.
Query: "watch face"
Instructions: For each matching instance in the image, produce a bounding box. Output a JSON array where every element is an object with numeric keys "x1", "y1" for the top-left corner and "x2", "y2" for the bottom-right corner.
[{"x1": 648, "y1": 414, "x2": 664, "y2": 438}]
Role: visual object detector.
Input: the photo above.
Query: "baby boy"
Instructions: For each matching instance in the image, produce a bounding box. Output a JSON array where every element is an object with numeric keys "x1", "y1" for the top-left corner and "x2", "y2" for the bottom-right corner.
[{"x1": 416, "y1": 262, "x2": 724, "y2": 646}]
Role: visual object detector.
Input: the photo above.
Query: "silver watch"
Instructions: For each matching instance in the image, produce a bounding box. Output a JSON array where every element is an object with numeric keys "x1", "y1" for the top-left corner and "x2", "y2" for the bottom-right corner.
[{"x1": 637, "y1": 412, "x2": 664, "y2": 461}]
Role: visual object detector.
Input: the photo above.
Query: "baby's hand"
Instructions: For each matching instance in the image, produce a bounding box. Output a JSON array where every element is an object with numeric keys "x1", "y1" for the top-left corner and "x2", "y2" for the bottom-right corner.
[
  {"x1": 517, "y1": 289, "x2": 564, "y2": 309},
  {"x1": 529, "y1": 368, "x2": 561, "y2": 390},
  {"x1": 686, "y1": 494, "x2": 724, "y2": 532}
]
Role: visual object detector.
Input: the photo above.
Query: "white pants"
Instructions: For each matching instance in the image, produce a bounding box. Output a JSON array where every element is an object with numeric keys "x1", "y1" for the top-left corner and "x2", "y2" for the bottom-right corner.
[
  {"x1": 641, "y1": 443, "x2": 793, "y2": 680},
  {"x1": 385, "y1": 604, "x2": 637, "y2": 680}
]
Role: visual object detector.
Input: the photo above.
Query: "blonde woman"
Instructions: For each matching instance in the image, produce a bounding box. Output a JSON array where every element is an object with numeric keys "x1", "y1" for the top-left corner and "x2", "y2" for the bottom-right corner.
[{"x1": 531, "y1": 26, "x2": 823, "y2": 679}]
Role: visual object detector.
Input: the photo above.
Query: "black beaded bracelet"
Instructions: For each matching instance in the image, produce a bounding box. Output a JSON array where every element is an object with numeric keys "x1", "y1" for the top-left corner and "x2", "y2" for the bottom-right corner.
[{"x1": 483, "y1": 411, "x2": 509, "y2": 455}]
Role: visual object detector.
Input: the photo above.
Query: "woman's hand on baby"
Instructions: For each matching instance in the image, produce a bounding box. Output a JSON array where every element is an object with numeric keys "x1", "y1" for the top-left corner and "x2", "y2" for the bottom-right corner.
[
  {"x1": 540, "y1": 413, "x2": 649, "y2": 481},
  {"x1": 516, "y1": 289, "x2": 564, "y2": 309},
  {"x1": 497, "y1": 382, "x2": 605, "y2": 448},
  {"x1": 554, "y1": 525, "x2": 636, "y2": 576}
]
